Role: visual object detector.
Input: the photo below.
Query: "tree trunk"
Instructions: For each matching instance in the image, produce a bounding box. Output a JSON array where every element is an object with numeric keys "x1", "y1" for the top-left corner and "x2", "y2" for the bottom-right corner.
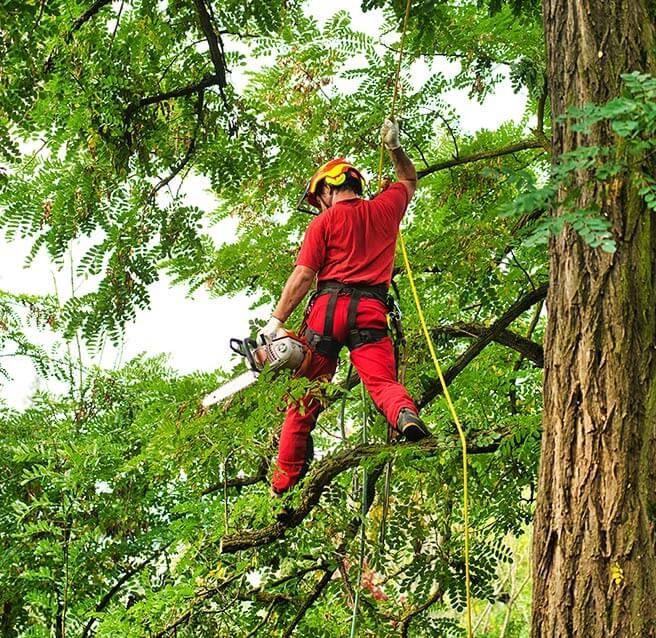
[{"x1": 533, "y1": 2, "x2": 656, "y2": 636}]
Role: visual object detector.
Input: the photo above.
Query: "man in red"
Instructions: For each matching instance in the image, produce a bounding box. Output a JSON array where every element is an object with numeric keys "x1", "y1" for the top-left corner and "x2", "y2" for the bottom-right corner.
[{"x1": 260, "y1": 119, "x2": 429, "y2": 495}]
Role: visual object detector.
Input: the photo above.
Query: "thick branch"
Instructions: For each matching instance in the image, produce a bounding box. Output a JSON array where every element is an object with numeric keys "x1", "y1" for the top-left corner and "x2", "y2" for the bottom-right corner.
[
  {"x1": 418, "y1": 283, "x2": 548, "y2": 409},
  {"x1": 417, "y1": 139, "x2": 545, "y2": 179},
  {"x1": 219, "y1": 437, "x2": 497, "y2": 554},
  {"x1": 126, "y1": 75, "x2": 220, "y2": 118},
  {"x1": 70, "y1": 0, "x2": 113, "y2": 35},
  {"x1": 192, "y1": 0, "x2": 227, "y2": 91},
  {"x1": 433, "y1": 323, "x2": 544, "y2": 367}
]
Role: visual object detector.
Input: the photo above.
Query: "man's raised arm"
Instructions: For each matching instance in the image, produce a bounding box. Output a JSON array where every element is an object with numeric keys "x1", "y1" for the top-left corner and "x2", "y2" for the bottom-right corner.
[{"x1": 382, "y1": 118, "x2": 417, "y2": 200}]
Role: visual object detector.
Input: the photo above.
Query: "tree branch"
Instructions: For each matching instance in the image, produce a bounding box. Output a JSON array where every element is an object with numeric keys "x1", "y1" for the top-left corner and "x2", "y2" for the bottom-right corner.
[
  {"x1": 532, "y1": 73, "x2": 551, "y2": 152},
  {"x1": 126, "y1": 75, "x2": 220, "y2": 119},
  {"x1": 192, "y1": 0, "x2": 227, "y2": 98},
  {"x1": 418, "y1": 283, "x2": 548, "y2": 408},
  {"x1": 82, "y1": 545, "x2": 170, "y2": 638},
  {"x1": 399, "y1": 588, "x2": 444, "y2": 638},
  {"x1": 70, "y1": 0, "x2": 113, "y2": 35},
  {"x1": 219, "y1": 438, "x2": 498, "y2": 554},
  {"x1": 245, "y1": 600, "x2": 278, "y2": 638},
  {"x1": 417, "y1": 139, "x2": 546, "y2": 179},
  {"x1": 154, "y1": 572, "x2": 245, "y2": 638},
  {"x1": 44, "y1": 0, "x2": 113, "y2": 71},
  {"x1": 202, "y1": 463, "x2": 269, "y2": 495},
  {"x1": 282, "y1": 569, "x2": 334, "y2": 638},
  {"x1": 149, "y1": 89, "x2": 205, "y2": 198},
  {"x1": 433, "y1": 323, "x2": 544, "y2": 368}
]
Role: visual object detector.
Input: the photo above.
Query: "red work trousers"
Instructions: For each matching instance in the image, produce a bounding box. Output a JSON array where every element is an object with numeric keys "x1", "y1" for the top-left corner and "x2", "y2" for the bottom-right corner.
[{"x1": 272, "y1": 292, "x2": 418, "y2": 494}]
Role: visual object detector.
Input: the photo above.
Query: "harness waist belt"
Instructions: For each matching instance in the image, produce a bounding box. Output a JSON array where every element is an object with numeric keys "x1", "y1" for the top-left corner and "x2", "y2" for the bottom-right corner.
[
  {"x1": 303, "y1": 280, "x2": 392, "y2": 355},
  {"x1": 317, "y1": 280, "x2": 388, "y2": 303}
]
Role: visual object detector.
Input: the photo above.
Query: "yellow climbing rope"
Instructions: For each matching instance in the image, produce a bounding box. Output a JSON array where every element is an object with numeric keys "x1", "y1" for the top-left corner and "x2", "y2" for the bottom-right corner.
[{"x1": 378, "y1": 1, "x2": 474, "y2": 635}]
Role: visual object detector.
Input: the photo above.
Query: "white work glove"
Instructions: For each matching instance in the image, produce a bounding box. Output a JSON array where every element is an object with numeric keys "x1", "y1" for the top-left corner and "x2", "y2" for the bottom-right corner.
[
  {"x1": 258, "y1": 316, "x2": 285, "y2": 343},
  {"x1": 381, "y1": 117, "x2": 401, "y2": 150}
]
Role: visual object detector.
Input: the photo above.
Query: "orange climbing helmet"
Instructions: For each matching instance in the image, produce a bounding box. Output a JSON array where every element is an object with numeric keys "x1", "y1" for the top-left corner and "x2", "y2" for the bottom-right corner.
[{"x1": 301, "y1": 158, "x2": 366, "y2": 210}]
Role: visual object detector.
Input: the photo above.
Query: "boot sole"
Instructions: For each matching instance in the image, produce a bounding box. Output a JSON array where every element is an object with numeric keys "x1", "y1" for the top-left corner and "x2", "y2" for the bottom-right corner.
[{"x1": 399, "y1": 423, "x2": 430, "y2": 442}]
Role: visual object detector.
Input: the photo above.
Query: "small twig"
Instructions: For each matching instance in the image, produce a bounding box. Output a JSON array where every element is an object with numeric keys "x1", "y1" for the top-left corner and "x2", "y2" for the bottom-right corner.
[
  {"x1": 437, "y1": 111, "x2": 460, "y2": 159},
  {"x1": 282, "y1": 570, "x2": 334, "y2": 638},
  {"x1": 201, "y1": 456, "x2": 269, "y2": 495},
  {"x1": 81, "y1": 545, "x2": 171, "y2": 638},
  {"x1": 510, "y1": 249, "x2": 536, "y2": 291},
  {"x1": 158, "y1": 40, "x2": 205, "y2": 83},
  {"x1": 108, "y1": 0, "x2": 125, "y2": 53},
  {"x1": 149, "y1": 89, "x2": 205, "y2": 198},
  {"x1": 245, "y1": 600, "x2": 277, "y2": 638},
  {"x1": 399, "y1": 588, "x2": 444, "y2": 638},
  {"x1": 34, "y1": 0, "x2": 47, "y2": 31},
  {"x1": 533, "y1": 73, "x2": 551, "y2": 153}
]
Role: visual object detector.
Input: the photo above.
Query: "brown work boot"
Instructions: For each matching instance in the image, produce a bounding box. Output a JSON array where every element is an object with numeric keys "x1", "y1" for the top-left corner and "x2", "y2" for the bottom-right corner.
[{"x1": 396, "y1": 409, "x2": 430, "y2": 441}]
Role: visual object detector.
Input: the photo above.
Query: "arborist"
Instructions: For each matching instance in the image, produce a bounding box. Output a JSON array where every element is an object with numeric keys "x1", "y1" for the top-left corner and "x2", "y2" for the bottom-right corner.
[{"x1": 260, "y1": 118, "x2": 430, "y2": 495}]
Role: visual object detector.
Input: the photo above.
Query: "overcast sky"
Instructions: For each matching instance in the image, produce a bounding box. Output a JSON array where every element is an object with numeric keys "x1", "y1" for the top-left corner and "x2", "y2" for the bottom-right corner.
[{"x1": 0, "y1": 0, "x2": 526, "y2": 408}]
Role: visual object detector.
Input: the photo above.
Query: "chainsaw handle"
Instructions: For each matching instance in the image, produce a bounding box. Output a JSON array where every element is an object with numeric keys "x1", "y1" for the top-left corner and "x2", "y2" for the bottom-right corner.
[
  {"x1": 229, "y1": 338, "x2": 247, "y2": 357},
  {"x1": 230, "y1": 337, "x2": 261, "y2": 372}
]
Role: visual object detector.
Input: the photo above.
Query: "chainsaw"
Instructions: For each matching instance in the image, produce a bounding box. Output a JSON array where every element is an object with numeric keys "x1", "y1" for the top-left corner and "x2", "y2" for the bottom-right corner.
[{"x1": 202, "y1": 331, "x2": 308, "y2": 408}]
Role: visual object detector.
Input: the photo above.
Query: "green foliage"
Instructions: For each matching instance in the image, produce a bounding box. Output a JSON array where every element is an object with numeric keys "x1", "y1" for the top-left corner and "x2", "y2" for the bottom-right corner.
[
  {"x1": 503, "y1": 72, "x2": 656, "y2": 253},
  {"x1": 0, "y1": 290, "x2": 58, "y2": 382}
]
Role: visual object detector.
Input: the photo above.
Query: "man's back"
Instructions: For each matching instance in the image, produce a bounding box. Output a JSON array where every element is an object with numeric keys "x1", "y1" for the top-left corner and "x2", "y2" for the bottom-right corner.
[{"x1": 296, "y1": 182, "x2": 409, "y2": 287}]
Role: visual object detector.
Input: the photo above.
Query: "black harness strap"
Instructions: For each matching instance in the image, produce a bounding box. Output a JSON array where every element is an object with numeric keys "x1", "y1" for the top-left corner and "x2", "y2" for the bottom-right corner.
[
  {"x1": 323, "y1": 289, "x2": 340, "y2": 337},
  {"x1": 346, "y1": 290, "x2": 361, "y2": 347},
  {"x1": 302, "y1": 281, "x2": 391, "y2": 356},
  {"x1": 303, "y1": 328, "x2": 341, "y2": 357}
]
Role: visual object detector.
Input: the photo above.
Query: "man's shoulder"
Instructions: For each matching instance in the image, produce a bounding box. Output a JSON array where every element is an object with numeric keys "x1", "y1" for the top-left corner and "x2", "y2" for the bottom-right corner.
[
  {"x1": 369, "y1": 182, "x2": 408, "y2": 209},
  {"x1": 305, "y1": 210, "x2": 328, "y2": 235}
]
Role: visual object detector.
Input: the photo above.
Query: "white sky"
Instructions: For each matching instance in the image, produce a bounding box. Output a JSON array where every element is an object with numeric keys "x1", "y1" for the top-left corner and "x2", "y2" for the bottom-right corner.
[{"x1": 0, "y1": 0, "x2": 527, "y2": 408}]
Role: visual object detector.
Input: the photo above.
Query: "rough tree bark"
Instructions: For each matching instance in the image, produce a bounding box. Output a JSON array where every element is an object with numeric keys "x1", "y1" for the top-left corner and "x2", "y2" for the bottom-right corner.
[{"x1": 533, "y1": 2, "x2": 656, "y2": 636}]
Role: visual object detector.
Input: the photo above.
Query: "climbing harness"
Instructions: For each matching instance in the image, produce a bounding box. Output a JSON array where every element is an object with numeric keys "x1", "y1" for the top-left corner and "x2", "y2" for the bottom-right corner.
[{"x1": 300, "y1": 281, "x2": 395, "y2": 356}]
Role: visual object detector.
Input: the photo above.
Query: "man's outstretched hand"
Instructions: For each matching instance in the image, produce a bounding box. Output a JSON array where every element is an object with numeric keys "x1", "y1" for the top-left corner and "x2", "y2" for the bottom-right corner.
[{"x1": 381, "y1": 118, "x2": 401, "y2": 150}]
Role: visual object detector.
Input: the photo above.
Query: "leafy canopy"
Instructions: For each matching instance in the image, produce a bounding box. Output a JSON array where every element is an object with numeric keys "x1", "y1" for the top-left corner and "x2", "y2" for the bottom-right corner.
[{"x1": 2, "y1": 0, "x2": 654, "y2": 636}]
